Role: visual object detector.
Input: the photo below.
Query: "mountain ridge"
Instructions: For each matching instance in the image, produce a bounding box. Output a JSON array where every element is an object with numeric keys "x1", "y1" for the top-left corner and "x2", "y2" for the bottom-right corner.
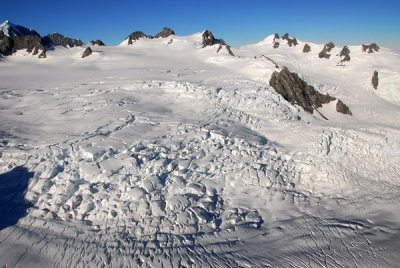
[{"x1": 0, "y1": 20, "x2": 392, "y2": 58}]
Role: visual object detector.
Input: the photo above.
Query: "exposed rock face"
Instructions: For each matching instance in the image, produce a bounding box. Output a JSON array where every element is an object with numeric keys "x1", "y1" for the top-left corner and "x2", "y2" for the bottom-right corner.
[
  {"x1": 269, "y1": 67, "x2": 336, "y2": 114},
  {"x1": 155, "y1": 27, "x2": 175, "y2": 38},
  {"x1": 126, "y1": 27, "x2": 174, "y2": 45},
  {"x1": 0, "y1": 20, "x2": 46, "y2": 57},
  {"x1": 273, "y1": 34, "x2": 280, "y2": 48},
  {"x1": 269, "y1": 67, "x2": 352, "y2": 117},
  {"x1": 202, "y1": 30, "x2": 234, "y2": 56},
  {"x1": 11, "y1": 34, "x2": 45, "y2": 55},
  {"x1": 38, "y1": 50, "x2": 46, "y2": 58},
  {"x1": 340, "y1": 46, "x2": 351, "y2": 62},
  {"x1": 0, "y1": 31, "x2": 13, "y2": 55},
  {"x1": 336, "y1": 99, "x2": 352, "y2": 115},
  {"x1": 202, "y1": 30, "x2": 218, "y2": 47},
  {"x1": 325, "y1": 42, "x2": 335, "y2": 51},
  {"x1": 43, "y1": 33, "x2": 83, "y2": 48},
  {"x1": 81, "y1": 47, "x2": 92, "y2": 58},
  {"x1": 282, "y1": 33, "x2": 298, "y2": 47},
  {"x1": 127, "y1": 31, "x2": 149, "y2": 45},
  {"x1": 303, "y1": 44, "x2": 311, "y2": 53},
  {"x1": 89, "y1": 39, "x2": 105, "y2": 46},
  {"x1": 362, "y1": 43, "x2": 380, "y2": 53},
  {"x1": 1, "y1": 21, "x2": 84, "y2": 58},
  {"x1": 319, "y1": 42, "x2": 335, "y2": 59},
  {"x1": 372, "y1": 71, "x2": 379, "y2": 89}
]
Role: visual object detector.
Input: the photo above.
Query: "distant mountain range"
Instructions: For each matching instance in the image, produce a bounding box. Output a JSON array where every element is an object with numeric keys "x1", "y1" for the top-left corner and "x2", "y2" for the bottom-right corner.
[
  {"x1": 0, "y1": 20, "x2": 101, "y2": 58},
  {"x1": 0, "y1": 20, "x2": 383, "y2": 60}
]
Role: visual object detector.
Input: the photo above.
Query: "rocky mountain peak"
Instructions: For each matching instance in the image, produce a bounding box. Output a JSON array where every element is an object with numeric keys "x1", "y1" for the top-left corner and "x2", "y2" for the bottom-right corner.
[
  {"x1": 362, "y1": 43, "x2": 380, "y2": 53},
  {"x1": 319, "y1": 42, "x2": 335, "y2": 59},
  {"x1": 281, "y1": 33, "x2": 298, "y2": 47},
  {"x1": 89, "y1": 39, "x2": 105, "y2": 46},
  {"x1": 201, "y1": 30, "x2": 234, "y2": 56},
  {"x1": 127, "y1": 31, "x2": 150, "y2": 45},
  {"x1": 0, "y1": 20, "x2": 46, "y2": 58},
  {"x1": 202, "y1": 30, "x2": 217, "y2": 47},
  {"x1": 43, "y1": 33, "x2": 83, "y2": 48},
  {"x1": 0, "y1": 20, "x2": 84, "y2": 58},
  {"x1": 0, "y1": 20, "x2": 40, "y2": 37},
  {"x1": 271, "y1": 33, "x2": 298, "y2": 48},
  {"x1": 155, "y1": 27, "x2": 175, "y2": 38},
  {"x1": 273, "y1": 34, "x2": 280, "y2": 48},
  {"x1": 339, "y1": 46, "x2": 351, "y2": 62}
]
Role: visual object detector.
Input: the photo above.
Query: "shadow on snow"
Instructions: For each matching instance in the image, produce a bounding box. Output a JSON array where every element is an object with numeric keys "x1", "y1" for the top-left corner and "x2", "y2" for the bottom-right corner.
[{"x1": 0, "y1": 166, "x2": 34, "y2": 230}]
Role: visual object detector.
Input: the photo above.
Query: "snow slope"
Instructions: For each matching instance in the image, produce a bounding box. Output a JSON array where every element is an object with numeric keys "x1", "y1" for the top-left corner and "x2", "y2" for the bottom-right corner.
[{"x1": 0, "y1": 32, "x2": 400, "y2": 267}]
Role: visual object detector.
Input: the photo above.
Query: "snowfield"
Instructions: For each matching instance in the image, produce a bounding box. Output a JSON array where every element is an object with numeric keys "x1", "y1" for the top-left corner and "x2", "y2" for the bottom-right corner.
[{"x1": 1, "y1": 33, "x2": 400, "y2": 267}]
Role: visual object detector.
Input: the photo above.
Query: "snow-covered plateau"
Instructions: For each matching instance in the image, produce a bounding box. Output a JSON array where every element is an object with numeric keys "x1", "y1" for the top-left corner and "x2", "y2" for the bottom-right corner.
[{"x1": 1, "y1": 31, "x2": 400, "y2": 267}]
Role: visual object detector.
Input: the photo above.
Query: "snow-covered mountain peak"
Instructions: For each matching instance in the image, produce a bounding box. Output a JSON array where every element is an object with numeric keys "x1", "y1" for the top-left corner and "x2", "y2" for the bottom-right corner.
[
  {"x1": 0, "y1": 19, "x2": 11, "y2": 27},
  {"x1": 0, "y1": 20, "x2": 14, "y2": 37},
  {"x1": 263, "y1": 33, "x2": 277, "y2": 43},
  {"x1": 0, "y1": 19, "x2": 39, "y2": 37}
]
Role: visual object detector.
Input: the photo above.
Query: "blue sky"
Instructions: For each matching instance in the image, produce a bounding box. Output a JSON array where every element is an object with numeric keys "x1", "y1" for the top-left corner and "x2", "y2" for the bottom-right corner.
[{"x1": 1, "y1": 0, "x2": 399, "y2": 50}]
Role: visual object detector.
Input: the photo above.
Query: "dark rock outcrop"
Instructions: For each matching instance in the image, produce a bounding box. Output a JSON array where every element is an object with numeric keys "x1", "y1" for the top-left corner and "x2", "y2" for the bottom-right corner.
[
  {"x1": 12, "y1": 34, "x2": 45, "y2": 55},
  {"x1": 127, "y1": 31, "x2": 149, "y2": 45},
  {"x1": 202, "y1": 30, "x2": 218, "y2": 47},
  {"x1": 81, "y1": 47, "x2": 92, "y2": 58},
  {"x1": 325, "y1": 42, "x2": 335, "y2": 51},
  {"x1": 273, "y1": 34, "x2": 280, "y2": 48},
  {"x1": 0, "y1": 32, "x2": 13, "y2": 55},
  {"x1": 89, "y1": 39, "x2": 105, "y2": 46},
  {"x1": 339, "y1": 46, "x2": 351, "y2": 62},
  {"x1": 269, "y1": 67, "x2": 336, "y2": 114},
  {"x1": 336, "y1": 99, "x2": 352, "y2": 115},
  {"x1": 202, "y1": 30, "x2": 234, "y2": 56},
  {"x1": 38, "y1": 50, "x2": 46, "y2": 58},
  {"x1": 1, "y1": 21, "x2": 84, "y2": 58},
  {"x1": 319, "y1": 42, "x2": 335, "y2": 59},
  {"x1": 269, "y1": 67, "x2": 352, "y2": 117},
  {"x1": 282, "y1": 33, "x2": 298, "y2": 47},
  {"x1": 155, "y1": 27, "x2": 175, "y2": 38},
  {"x1": 372, "y1": 71, "x2": 379, "y2": 89},
  {"x1": 0, "y1": 21, "x2": 46, "y2": 57},
  {"x1": 43, "y1": 33, "x2": 83, "y2": 48},
  {"x1": 362, "y1": 43, "x2": 380, "y2": 53},
  {"x1": 303, "y1": 44, "x2": 311, "y2": 53}
]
